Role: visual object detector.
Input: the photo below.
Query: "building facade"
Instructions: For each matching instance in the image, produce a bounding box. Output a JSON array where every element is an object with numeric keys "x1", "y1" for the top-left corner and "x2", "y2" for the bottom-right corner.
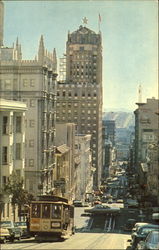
[
  {"x1": 75, "y1": 134, "x2": 93, "y2": 201},
  {"x1": 0, "y1": 33, "x2": 57, "y2": 195},
  {"x1": 0, "y1": 98, "x2": 27, "y2": 221},
  {"x1": 55, "y1": 123, "x2": 76, "y2": 200},
  {"x1": 56, "y1": 25, "x2": 103, "y2": 188},
  {"x1": 134, "y1": 97, "x2": 159, "y2": 206}
]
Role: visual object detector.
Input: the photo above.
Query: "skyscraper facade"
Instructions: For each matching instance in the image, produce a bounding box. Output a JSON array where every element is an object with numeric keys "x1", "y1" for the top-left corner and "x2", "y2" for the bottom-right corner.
[{"x1": 56, "y1": 25, "x2": 103, "y2": 188}]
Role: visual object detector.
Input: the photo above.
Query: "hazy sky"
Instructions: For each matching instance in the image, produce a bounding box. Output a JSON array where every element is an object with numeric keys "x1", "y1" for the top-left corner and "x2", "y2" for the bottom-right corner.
[{"x1": 3, "y1": 0, "x2": 158, "y2": 111}]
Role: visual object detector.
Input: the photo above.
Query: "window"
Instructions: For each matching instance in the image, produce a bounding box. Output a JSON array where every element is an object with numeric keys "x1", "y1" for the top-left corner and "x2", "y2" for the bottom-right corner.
[
  {"x1": 32, "y1": 204, "x2": 40, "y2": 218},
  {"x1": 2, "y1": 147, "x2": 7, "y2": 164},
  {"x1": 16, "y1": 143, "x2": 21, "y2": 160},
  {"x1": 29, "y1": 159, "x2": 34, "y2": 167},
  {"x1": 3, "y1": 116, "x2": 8, "y2": 134},
  {"x1": 2, "y1": 176, "x2": 7, "y2": 185},
  {"x1": 51, "y1": 205, "x2": 61, "y2": 219},
  {"x1": 80, "y1": 46, "x2": 84, "y2": 51},
  {"x1": 22, "y1": 99, "x2": 28, "y2": 105},
  {"x1": 5, "y1": 80, "x2": 11, "y2": 90},
  {"x1": 7, "y1": 203, "x2": 10, "y2": 218},
  {"x1": 30, "y1": 79, "x2": 35, "y2": 87},
  {"x1": 23, "y1": 79, "x2": 28, "y2": 87},
  {"x1": 29, "y1": 140, "x2": 34, "y2": 147},
  {"x1": 30, "y1": 99, "x2": 35, "y2": 107},
  {"x1": 30, "y1": 120, "x2": 35, "y2": 128},
  {"x1": 16, "y1": 170, "x2": 21, "y2": 176},
  {"x1": 42, "y1": 204, "x2": 50, "y2": 218},
  {"x1": 16, "y1": 116, "x2": 21, "y2": 133},
  {"x1": 62, "y1": 91, "x2": 66, "y2": 97}
]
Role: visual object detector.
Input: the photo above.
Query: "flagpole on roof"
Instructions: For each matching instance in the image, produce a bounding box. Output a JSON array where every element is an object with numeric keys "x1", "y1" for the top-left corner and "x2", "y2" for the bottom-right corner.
[{"x1": 98, "y1": 13, "x2": 101, "y2": 32}]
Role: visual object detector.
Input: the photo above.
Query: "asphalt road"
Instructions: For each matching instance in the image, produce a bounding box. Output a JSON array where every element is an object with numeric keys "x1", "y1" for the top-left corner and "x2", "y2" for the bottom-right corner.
[
  {"x1": 1, "y1": 233, "x2": 132, "y2": 249},
  {"x1": 1, "y1": 207, "x2": 132, "y2": 249}
]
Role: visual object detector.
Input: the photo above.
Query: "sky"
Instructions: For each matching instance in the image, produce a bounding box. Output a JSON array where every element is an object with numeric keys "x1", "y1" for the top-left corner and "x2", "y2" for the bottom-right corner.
[{"x1": 3, "y1": 0, "x2": 158, "y2": 111}]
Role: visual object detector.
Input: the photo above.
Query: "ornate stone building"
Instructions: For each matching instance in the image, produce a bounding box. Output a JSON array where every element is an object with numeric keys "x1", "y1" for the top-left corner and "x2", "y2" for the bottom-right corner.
[
  {"x1": 0, "y1": 2, "x2": 57, "y2": 195},
  {"x1": 56, "y1": 25, "x2": 103, "y2": 188}
]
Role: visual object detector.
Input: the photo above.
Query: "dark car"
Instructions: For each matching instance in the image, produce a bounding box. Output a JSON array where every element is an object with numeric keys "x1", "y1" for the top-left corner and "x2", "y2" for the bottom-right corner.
[
  {"x1": 14, "y1": 221, "x2": 30, "y2": 238},
  {"x1": 137, "y1": 230, "x2": 159, "y2": 250},
  {"x1": 0, "y1": 221, "x2": 22, "y2": 242},
  {"x1": 131, "y1": 224, "x2": 159, "y2": 249},
  {"x1": 73, "y1": 200, "x2": 83, "y2": 207}
]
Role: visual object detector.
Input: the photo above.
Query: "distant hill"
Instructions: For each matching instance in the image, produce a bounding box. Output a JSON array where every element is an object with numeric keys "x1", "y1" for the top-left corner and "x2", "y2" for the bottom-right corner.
[{"x1": 103, "y1": 111, "x2": 135, "y2": 128}]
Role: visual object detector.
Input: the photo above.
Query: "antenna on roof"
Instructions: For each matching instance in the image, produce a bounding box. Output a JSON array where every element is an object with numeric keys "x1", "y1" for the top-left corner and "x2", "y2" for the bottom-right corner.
[{"x1": 138, "y1": 84, "x2": 142, "y2": 103}]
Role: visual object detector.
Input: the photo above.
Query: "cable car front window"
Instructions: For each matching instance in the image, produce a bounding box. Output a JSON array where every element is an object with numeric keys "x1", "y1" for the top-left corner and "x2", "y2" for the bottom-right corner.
[
  {"x1": 42, "y1": 204, "x2": 50, "y2": 218},
  {"x1": 32, "y1": 204, "x2": 40, "y2": 218},
  {"x1": 52, "y1": 205, "x2": 61, "y2": 219}
]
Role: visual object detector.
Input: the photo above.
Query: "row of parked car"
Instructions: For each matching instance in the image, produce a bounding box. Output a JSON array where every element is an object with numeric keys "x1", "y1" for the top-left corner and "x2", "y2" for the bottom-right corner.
[
  {"x1": 0, "y1": 220, "x2": 29, "y2": 243},
  {"x1": 127, "y1": 218, "x2": 159, "y2": 249}
]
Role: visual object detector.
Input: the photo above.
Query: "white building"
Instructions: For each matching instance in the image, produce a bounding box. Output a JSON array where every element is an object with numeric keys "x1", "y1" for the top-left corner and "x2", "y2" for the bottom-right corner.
[
  {"x1": 75, "y1": 134, "x2": 93, "y2": 201},
  {"x1": 0, "y1": 98, "x2": 27, "y2": 221}
]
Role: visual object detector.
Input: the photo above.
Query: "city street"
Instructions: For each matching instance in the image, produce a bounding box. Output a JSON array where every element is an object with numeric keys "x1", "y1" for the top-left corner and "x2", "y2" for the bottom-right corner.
[
  {"x1": 1, "y1": 233, "x2": 131, "y2": 249},
  {"x1": 1, "y1": 207, "x2": 132, "y2": 249}
]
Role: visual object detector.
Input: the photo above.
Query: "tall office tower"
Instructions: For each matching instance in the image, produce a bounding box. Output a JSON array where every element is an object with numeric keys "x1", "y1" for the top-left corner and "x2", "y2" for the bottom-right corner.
[
  {"x1": 103, "y1": 120, "x2": 116, "y2": 146},
  {"x1": 0, "y1": 0, "x2": 4, "y2": 46},
  {"x1": 57, "y1": 25, "x2": 103, "y2": 188}
]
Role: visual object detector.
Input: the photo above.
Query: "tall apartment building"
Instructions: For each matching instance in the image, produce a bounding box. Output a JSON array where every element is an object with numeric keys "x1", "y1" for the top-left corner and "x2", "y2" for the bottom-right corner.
[
  {"x1": 0, "y1": 98, "x2": 27, "y2": 221},
  {"x1": 0, "y1": 2, "x2": 57, "y2": 195},
  {"x1": 57, "y1": 25, "x2": 103, "y2": 188},
  {"x1": 134, "y1": 98, "x2": 159, "y2": 167},
  {"x1": 134, "y1": 97, "x2": 159, "y2": 205}
]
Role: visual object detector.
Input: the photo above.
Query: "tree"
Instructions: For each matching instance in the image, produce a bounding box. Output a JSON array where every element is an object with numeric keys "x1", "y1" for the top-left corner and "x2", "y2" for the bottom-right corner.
[{"x1": 3, "y1": 172, "x2": 34, "y2": 221}]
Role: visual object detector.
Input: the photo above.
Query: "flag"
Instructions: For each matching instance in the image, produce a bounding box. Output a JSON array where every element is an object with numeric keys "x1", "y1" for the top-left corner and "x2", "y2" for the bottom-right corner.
[{"x1": 99, "y1": 13, "x2": 101, "y2": 22}]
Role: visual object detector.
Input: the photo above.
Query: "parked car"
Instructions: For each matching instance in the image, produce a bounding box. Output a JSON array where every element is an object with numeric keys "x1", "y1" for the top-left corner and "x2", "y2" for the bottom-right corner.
[
  {"x1": 73, "y1": 200, "x2": 83, "y2": 207},
  {"x1": 116, "y1": 199, "x2": 124, "y2": 203},
  {"x1": 14, "y1": 221, "x2": 29, "y2": 238},
  {"x1": 0, "y1": 221, "x2": 22, "y2": 242},
  {"x1": 132, "y1": 223, "x2": 149, "y2": 233},
  {"x1": 0, "y1": 226, "x2": 10, "y2": 243},
  {"x1": 126, "y1": 199, "x2": 139, "y2": 208},
  {"x1": 131, "y1": 224, "x2": 159, "y2": 249},
  {"x1": 137, "y1": 230, "x2": 159, "y2": 249},
  {"x1": 93, "y1": 200, "x2": 102, "y2": 206}
]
